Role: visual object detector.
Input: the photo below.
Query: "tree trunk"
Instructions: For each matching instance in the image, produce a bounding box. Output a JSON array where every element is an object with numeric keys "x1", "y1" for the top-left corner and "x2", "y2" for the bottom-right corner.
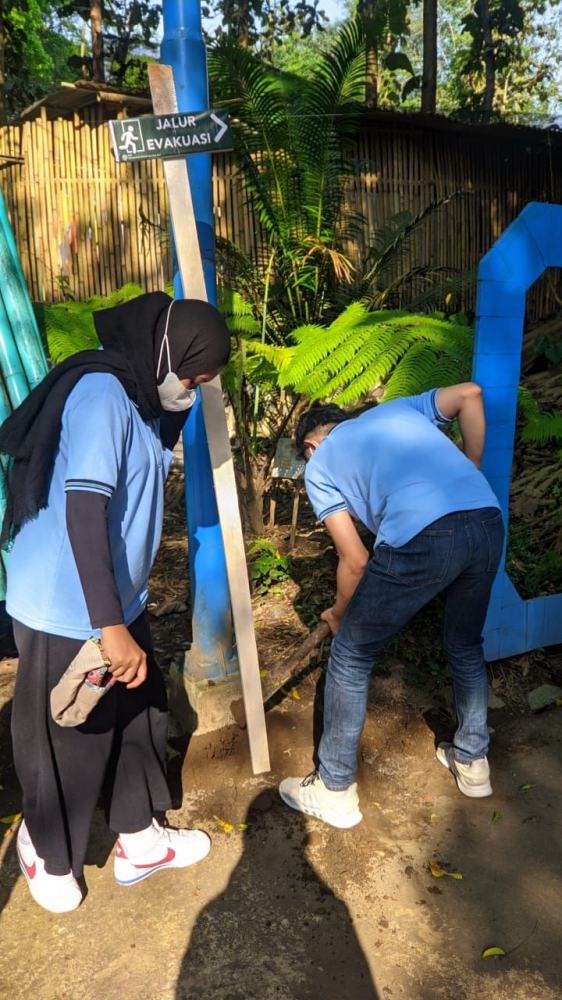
[
  {"x1": 234, "y1": 0, "x2": 250, "y2": 48},
  {"x1": 365, "y1": 44, "x2": 379, "y2": 108},
  {"x1": 479, "y1": 0, "x2": 495, "y2": 112},
  {"x1": 362, "y1": 0, "x2": 379, "y2": 108},
  {"x1": 0, "y1": 17, "x2": 6, "y2": 126},
  {"x1": 234, "y1": 445, "x2": 265, "y2": 538},
  {"x1": 90, "y1": 1, "x2": 105, "y2": 83},
  {"x1": 245, "y1": 459, "x2": 266, "y2": 537},
  {"x1": 421, "y1": 0, "x2": 437, "y2": 113}
]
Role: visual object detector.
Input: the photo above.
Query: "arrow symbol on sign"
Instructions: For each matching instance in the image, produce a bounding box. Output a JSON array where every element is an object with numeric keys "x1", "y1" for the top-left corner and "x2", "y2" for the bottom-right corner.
[{"x1": 210, "y1": 113, "x2": 228, "y2": 143}]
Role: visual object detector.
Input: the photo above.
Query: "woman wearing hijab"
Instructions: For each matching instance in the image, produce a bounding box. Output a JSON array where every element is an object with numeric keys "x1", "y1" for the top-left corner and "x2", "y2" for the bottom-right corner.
[{"x1": 0, "y1": 291, "x2": 231, "y2": 913}]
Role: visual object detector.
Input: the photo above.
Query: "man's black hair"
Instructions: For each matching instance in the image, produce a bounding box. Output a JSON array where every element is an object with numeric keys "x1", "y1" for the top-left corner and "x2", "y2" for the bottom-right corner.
[{"x1": 295, "y1": 404, "x2": 349, "y2": 458}]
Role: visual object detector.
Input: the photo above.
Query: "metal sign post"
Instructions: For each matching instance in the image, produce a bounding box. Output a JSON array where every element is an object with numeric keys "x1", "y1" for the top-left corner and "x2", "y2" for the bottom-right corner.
[{"x1": 108, "y1": 65, "x2": 271, "y2": 775}]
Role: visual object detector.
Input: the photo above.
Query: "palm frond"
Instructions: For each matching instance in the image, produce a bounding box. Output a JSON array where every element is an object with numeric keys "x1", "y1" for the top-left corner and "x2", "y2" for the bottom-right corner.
[
  {"x1": 209, "y1": 25, "x2": 368, "y2": 331},
  {"x1": 358, "y1": 191, "x2": 472, "y2": 304},
  {"x1": 407, "y1": 269, "x2": 477, "y2": 313}
]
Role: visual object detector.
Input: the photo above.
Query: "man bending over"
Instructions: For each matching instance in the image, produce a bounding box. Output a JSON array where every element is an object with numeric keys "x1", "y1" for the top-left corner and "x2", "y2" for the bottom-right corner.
[{"x1": 279, "y1": 383, "x2": 504, "y2": 829}]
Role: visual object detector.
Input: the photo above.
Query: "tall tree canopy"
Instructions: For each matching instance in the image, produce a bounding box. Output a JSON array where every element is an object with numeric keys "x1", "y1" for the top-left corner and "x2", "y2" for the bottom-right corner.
[
  {"x1": 59, "y1": 0, "x2": 161, "y2": 86},
  {"x1": 202, "y1": 0, "x2": 327, "y2": 57},
  {"x1": 449, "y1": 0, "x2": 559, "y2": 118},
  {"x1": 0, "y1": 0, "x2": 79, "y2": 122}
]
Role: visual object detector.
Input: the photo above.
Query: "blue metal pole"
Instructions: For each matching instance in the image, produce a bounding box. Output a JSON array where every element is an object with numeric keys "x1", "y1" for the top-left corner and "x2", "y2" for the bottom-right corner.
[{"x1": 161, "y1": 0, "x2": 236, "y2": 680}]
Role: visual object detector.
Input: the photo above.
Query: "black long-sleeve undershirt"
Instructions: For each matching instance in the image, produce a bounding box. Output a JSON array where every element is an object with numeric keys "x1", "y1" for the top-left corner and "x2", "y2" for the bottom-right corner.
[
  {"x1": 65, "y1": 410, "x2": 190, "y2": 630},
  {"x1": 66, "y1": 490, "x2": 124, "y2": 630}
]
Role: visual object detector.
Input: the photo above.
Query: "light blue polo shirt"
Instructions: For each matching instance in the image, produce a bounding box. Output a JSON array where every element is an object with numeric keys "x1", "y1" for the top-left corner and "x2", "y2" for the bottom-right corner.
[
  {"x1": 6, "y1": 373, "x2": 174, "y2": 639},
  {"x1": 304, "y1": 388, "x2": 500, "y2": 549}
]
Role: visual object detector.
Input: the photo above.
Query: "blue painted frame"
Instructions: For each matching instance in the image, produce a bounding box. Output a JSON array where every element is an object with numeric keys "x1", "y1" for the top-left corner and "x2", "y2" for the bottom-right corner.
[{"x1": 472, "y1": 202, "x2": 562, "y2": 660}]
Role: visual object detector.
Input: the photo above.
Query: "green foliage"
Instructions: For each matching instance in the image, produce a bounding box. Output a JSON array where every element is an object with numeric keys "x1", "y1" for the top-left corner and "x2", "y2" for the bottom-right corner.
[
  {"x1": 208, "y1": 21, "x2": 372, "y2": 528},
  {"x1": 357, "y1": 192, "x2": 475, "y2": 310},
  {"x1": 218, "y1": 286, "x2": 276, "y2": 453},
  {"x1": 518, "y1": 386, "x2": 562, "y2": 445},
  {"x1": 203, "y1": 0, "x2": 328, "y2": 57},
  {"x1": 39, "y1": 283, "x2": 144, "y2": 363},
  {"x1": 441, "y1": 0, "x2": 558, "y2": 118},
  {"x1": 507, "y1": 501, "x2": 562, "y2": 599},
  {"x1": 58, "y1": 1, "x2": 160, "y2": 85},
  {"x1": 247, "y1": 302, "x2": 474, "y2": 405},
  {"x1": 0, "y1": 1, "x2": 81, "y2": 119},
  {"x1": 378, "y1": 0, "x2": 562, "y2": 121},
  {"x1": 266, "y1": 24, "x2": 342, "y2": 75},
  {"x1": 533, "y1": 332, "x2": 562, "y2": 366},
  {"x1": 247, "y1": 539, "x2": 292, "y2": 593},
  {"x1": 357, "y1": 0, "x2": 414, "y2": 108},
  {"x1": 209, "y1": 18, "x2": 367, "y2": 334}
]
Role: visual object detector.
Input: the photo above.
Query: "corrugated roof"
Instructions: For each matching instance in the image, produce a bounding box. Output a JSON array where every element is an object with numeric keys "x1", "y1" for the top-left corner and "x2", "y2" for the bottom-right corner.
[{"x1": 16, "y1": 81, "x2": 153, "y2": 123}]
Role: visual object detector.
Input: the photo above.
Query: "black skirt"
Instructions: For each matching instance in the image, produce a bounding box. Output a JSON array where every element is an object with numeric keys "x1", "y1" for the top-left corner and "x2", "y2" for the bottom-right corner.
[{"x1": 11, "y1": 612, "x2": 171, "y2": 877}]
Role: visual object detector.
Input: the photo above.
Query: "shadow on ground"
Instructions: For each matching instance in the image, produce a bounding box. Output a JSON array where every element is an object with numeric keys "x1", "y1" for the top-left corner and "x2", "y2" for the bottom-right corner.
[{"x1": 175, "y1": 791, "x2": 379, "y2": 1000}]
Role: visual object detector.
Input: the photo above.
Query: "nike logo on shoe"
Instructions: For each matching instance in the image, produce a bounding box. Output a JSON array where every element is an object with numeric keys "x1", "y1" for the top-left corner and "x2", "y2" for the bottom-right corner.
[
  {"x1": 17, "y1": 847, "x2": 36, "y2": 880},
  {"x1": 115, "y1": 840, "x2": 176, "y2": 869},
  {"x1": 133, "y1": 848, "x2": 176, "y2": 869}
]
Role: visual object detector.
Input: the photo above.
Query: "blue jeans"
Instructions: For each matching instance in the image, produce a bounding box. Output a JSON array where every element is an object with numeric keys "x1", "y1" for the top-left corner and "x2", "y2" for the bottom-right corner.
[{"x1": 318, "y1": 507, "x2": 505, "y2": 790}]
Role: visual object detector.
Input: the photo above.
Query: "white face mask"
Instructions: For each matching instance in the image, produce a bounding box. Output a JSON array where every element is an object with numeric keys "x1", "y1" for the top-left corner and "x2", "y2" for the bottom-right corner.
[
  {"x1": 156, "y1": 303, "x2": 197, "y2": 412},
  {"x1": 157, "y1": 372, "x2": 196, "y2": 412}
]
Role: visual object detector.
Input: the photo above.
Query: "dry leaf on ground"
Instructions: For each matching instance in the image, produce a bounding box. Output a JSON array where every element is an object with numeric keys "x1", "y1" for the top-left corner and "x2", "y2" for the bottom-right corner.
[
  {"x1": 213, "y1": 815, "x2": 234, "y2": 833},
  {"x1": 428, "y1": 859, "x2": 463, "y2": 879}
]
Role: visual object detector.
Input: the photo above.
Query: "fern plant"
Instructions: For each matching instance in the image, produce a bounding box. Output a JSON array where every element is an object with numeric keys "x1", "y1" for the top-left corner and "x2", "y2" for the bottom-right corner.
[
  {"x1": 246, "y1": 302, "x2": 474, "y2": 406},
  {"x1": 38, "y1": 284, "x2": 145, "y2": 364},
  {"x1": 518, "y1": 387, "x2": 562, "y2": 446}
]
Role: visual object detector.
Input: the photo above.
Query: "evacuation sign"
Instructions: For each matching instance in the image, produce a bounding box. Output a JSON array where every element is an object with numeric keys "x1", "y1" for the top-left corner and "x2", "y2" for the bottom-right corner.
[{"x1": 108, "y1": 110, "x2": 233, "y2": 162}]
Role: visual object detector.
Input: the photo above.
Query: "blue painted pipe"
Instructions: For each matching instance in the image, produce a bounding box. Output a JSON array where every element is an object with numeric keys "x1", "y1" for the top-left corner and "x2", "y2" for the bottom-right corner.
[
  {"x1": 183, "y1": 396, "x2": 237, "y2": 678},
  {"x1": 160, "y1": 1, "x2": 217, "y2": 299},
  {"x1": 161, "y1": 0, "x2": 236, "y2": 680},
  {"x1": 0, "y1": 292, "x2": 33, "y2": 408},
  {"x1": 0, "y1": 187, "x2": 50, "y2": 600},
  {"x1": 0, "y1": 190, "x2": 48, "y2": 388}
]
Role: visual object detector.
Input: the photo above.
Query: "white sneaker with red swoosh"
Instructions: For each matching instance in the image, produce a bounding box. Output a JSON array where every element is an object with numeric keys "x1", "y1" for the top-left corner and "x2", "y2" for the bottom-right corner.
[
  {"x1": 114, "y1": 820, "x2": 211, "y2": 886},
  {"x1": 16, "y1": 820, "x2": 82, "y2": 913}
]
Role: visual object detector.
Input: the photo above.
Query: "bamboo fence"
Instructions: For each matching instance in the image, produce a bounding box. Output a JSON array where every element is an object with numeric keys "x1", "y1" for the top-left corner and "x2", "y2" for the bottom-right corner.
[{"x1": 1, "y1": 106, "x2": 561, "y2": 321}]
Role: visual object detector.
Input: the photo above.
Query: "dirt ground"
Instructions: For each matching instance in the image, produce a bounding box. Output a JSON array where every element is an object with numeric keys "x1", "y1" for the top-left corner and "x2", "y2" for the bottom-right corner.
[
  {"x1": 1, "y1": 639, "x2": 562, "y2": 998},
  {"x1": 1, "y1": 485, "x2": 562, "y2": 999}
]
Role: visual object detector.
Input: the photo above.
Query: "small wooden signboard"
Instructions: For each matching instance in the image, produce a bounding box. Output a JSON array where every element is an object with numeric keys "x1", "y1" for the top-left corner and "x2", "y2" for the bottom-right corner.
[{"x1": 270, "y1": 439, "x2": 305, "y2": 550}]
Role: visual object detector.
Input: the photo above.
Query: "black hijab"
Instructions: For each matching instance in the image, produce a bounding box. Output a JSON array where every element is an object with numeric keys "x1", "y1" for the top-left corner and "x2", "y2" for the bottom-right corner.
[{"x1": 0, "y1": 292, "x2": 231, "y2": 546}]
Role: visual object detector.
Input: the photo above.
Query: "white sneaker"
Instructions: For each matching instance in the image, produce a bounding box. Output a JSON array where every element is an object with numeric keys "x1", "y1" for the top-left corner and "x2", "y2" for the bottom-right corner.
[
  {"x1": 114, "y1": 819, "x2": 211, "y2": 885},
  {"x1": 279, "y1": 771, "x2": 363, "y2": 829},
  {"x1": 436, "y1": 742, "x2": 492, "y2": 798},
  {"x1": 16, "y1": 820, "x2": 82, "y2": 913}
]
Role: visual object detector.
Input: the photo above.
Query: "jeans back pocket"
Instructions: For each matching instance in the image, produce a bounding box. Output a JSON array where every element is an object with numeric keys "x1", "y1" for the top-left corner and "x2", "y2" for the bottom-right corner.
[
  {"x1": 383, "y1": 528, "x2": 455, "y2": 589},
  {"x1": 481, "y1": 510, "x2": 505, "y2": 573}
]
